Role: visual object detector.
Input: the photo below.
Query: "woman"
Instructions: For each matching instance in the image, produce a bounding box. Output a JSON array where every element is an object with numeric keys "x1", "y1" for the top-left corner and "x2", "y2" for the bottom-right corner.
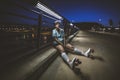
[{"x1": 52, "y1": 21, "x2": 92, "y2": 69}]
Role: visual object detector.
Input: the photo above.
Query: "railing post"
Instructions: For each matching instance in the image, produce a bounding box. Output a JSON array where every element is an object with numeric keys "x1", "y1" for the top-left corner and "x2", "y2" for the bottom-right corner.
[{"x1": 37, "y1": 15, "x2": 42, "y2": 49}]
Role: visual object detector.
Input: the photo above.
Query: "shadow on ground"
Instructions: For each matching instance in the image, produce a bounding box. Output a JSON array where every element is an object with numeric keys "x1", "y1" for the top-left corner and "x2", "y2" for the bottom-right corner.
[
  {"x1": 89, "y1": 55, "x2": 105, "y2": 62},
  {"x1": 73, "y1": 68, "x2": 91, "y2": 80}
]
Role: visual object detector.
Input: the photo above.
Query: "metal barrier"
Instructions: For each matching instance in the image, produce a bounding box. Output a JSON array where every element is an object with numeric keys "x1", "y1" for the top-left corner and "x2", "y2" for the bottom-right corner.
[{"x1": 0, "y1": 0, "x2": 79, "y2": 68}]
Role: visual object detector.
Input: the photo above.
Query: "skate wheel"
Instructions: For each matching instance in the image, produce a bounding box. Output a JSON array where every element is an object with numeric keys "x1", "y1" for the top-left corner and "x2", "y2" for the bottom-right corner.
[
  {"x1": 78, "y1": 60, "x2": 82, "y2": 64},
  {"x1": 75, "y1": 61, "x2": 79, "y2": 66},
  {"x1": 76, "y1": 59, "x2": 82, "y2": 64}
]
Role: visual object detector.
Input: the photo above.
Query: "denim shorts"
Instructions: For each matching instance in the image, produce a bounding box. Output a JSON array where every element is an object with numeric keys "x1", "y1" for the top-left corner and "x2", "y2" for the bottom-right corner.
[{"x1": 53, "y1": 40, "x2": 64, "y2": 46}]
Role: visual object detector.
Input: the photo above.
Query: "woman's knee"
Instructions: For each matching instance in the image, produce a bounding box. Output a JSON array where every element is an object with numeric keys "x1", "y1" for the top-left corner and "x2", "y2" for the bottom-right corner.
[{"x1": 66, "y1": 43, "x2": 74, "y2": 50}]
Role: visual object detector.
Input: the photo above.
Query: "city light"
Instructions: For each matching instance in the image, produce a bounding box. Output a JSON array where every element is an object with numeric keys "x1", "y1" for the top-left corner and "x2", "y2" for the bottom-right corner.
[
  {"x1": 70, "y1": 23, "x2": 73, "y2": 26},
  {"x1": 36, "y1": 2, "x2": 63, "y2": 20}
]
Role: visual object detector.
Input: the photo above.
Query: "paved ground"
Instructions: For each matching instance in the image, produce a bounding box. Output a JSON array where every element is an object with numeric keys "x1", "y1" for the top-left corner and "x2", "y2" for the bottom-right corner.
[
  {"x1": 39, "y1": 31, "x2": 120, "y2": 80},
  {"x1": 89, "y1": 30, "x2": 120, "y2": 37}
]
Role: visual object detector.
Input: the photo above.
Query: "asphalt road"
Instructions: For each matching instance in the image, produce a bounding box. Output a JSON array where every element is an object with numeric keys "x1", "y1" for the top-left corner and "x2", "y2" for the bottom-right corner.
[{"x1": 39, "y1": 31, "x2": 120, "y2": 80}]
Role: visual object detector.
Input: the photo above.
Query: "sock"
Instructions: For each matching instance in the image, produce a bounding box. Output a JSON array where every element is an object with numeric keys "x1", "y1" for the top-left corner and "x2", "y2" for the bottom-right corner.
[
  {"x1": 84, "y1": 48, "x2": 91, "y2": 57},
  {"x1": 61, "y1": 52, "x2": 76, "y2": 69},
  {"x1": 61, "y1": 52, "x2": 70, "y2": 63},
  {"x1": 74, "y1": 48, "x2": 85, "y2": 56}
]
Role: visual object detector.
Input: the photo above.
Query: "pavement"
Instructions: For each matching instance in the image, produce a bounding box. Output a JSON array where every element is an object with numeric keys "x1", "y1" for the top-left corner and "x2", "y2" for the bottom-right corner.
[
  {"x1": 89, "y1": 30, "x2": 120, "y2": 37},
  {"x1": 39, "y1": 31, "x2": 120, "y2": 80}
]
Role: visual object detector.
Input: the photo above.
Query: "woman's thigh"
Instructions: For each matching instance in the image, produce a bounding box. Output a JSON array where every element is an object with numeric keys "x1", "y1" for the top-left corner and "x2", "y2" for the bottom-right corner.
[{"x1": 55, "y1": 45, "x2": 65, "y2": 52}]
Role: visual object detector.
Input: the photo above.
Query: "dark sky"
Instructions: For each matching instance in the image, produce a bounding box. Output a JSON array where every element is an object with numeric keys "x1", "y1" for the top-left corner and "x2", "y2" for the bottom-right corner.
[{"x1": 40, "y1": 0, "x2": 120, "y2": 26}]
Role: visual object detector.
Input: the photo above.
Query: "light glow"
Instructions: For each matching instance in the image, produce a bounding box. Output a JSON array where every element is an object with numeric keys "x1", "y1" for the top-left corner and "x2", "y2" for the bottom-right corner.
[
  {"x1": 70, "y1": 23, "x2": 73, "y2": 26},
  {"x1": 32, "y1": 10, "x2": 58, "y2": 21},
  {"x1": 36, "y1": 2, "x2": 63, "y2": 20}
]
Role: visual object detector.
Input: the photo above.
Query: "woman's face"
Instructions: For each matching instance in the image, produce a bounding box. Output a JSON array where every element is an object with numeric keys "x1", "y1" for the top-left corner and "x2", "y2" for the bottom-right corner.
[{"x1": 55, "y1": 23, "x2": 60, "y2": 29}]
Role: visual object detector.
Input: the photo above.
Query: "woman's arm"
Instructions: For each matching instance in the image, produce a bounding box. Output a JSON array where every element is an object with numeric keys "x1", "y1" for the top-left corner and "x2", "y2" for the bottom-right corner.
[
  {"x1": 52, "y1": 29, "x2": 64, "y2": 46},
  {"x1": 54, "y1": 37, "x2": 64, "y2": 46}
]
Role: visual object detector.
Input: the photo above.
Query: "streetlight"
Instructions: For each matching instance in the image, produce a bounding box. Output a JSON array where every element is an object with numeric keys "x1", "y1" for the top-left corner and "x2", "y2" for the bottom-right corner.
[{"x1": 98, "y1": 18, "x2": 102, "y2": 31}]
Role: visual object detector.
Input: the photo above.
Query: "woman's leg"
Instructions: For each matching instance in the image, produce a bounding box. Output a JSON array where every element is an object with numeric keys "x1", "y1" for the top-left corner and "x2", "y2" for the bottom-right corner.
[
  {"x1": 65, "y1": 43, "x2": 91, "y2": 57},
  {"x1": 55, "y1": 45, "x2": 76, "y2": 69},
  {"x1": 55, "y1": 45, "x2": 69, "y2": 62}
]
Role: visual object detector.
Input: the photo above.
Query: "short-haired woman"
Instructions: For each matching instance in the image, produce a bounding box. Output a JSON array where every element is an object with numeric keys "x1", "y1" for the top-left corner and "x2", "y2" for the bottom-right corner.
[{"x1": 52, "y1": 21, "x2": 92, "y2": 69}]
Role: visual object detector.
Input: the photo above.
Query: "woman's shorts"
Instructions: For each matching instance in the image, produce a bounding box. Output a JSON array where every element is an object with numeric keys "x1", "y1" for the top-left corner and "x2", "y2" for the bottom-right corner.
[{"x1": 53, "y1": 40, "x2": 64, "y2": 47}]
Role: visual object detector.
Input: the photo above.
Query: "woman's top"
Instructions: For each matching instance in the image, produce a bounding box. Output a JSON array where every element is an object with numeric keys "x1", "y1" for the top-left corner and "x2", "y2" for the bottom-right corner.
[{"x1": 52, "y1": 28, "x2": 64, "y2": 44}]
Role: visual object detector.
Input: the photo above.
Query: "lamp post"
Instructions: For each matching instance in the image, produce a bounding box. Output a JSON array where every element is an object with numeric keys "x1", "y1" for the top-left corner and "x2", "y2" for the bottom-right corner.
[{"x1": 98, "y1": 18, "x2": 102, "y2": 31}]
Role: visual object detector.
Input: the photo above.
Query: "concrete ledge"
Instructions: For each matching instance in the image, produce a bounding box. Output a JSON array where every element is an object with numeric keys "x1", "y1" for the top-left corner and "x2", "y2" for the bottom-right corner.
[
  {"x1": 67, "y1": 31, "x2": 79, "y2": 42},
  {"x1": 0, "y1": 47, "x2": 57, "y2": 80},
  {"x1": 25, "y1": 50, "x2": 58, "y2": 80}
]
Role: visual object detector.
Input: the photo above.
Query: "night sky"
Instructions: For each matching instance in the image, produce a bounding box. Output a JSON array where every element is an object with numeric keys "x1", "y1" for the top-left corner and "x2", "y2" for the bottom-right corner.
[
  {"x1": 40, "y1": 0, "x2": 120, "y2": 26},
  {"x1": 1, "y1": 0, "x2": 120, "y2": 26}
]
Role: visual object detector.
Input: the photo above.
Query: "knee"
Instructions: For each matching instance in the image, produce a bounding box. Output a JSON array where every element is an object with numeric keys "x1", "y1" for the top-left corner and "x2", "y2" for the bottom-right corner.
[
  {"x1": 66, "y1": 44, "x2": 74, "y2": 50},
  {"x1": 66, "y1": 44, "x2": 73, "y2": 47}
]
